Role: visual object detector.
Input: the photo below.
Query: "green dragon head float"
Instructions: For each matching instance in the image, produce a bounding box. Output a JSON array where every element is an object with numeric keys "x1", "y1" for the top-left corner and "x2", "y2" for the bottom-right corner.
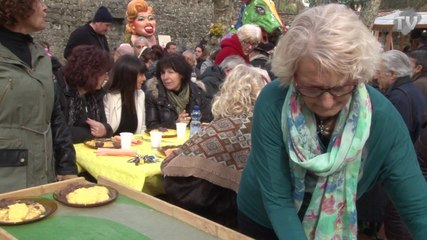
[{"x1": 235, "y1": 0, "x2": 285, "y2": 45}]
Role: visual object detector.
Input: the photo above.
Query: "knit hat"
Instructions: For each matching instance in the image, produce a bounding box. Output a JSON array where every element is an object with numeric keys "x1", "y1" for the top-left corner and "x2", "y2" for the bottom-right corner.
[{"x1": 93, "y1": 6, "x2": 113, "y2": 23}]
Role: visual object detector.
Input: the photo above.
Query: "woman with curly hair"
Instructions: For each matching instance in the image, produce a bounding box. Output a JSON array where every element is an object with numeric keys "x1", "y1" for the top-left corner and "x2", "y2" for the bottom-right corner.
[
  {"x1": 57, "y1": 45, "x2": 113, "y2": 143},
  {"x1": 0, "y1": 0, "x2": 77, "y2": 193},
  {"x1": 161, "y1": 64, "x2": 266, "y2": 228},
  {"x1": 126, "y1": 0, "x2": 156, "y2": 47}
]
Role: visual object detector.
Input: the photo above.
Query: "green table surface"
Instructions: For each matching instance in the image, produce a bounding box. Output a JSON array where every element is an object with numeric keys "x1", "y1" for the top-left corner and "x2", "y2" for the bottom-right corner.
[{"x1": 1, "y1": 194, "x2": 217, "y2": 240}]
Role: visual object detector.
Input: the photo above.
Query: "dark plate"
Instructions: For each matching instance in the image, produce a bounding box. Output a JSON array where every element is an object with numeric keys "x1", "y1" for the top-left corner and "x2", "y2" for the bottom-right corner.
[
  {"x1": 84, "y1": 138, "x2": 121, "y2": 149},
  {"x1": 53, "y1": 184, "x2": 118, "y2": 208},
  {"x1": 0, "y1": 197, "x2": 57, "y2": 226},
  {"x1": 157, "y1": 145, "x2": 181, "y2": 158},
  {"x1": 145, "y1": 129, "x2": 177, "y2": 138}
]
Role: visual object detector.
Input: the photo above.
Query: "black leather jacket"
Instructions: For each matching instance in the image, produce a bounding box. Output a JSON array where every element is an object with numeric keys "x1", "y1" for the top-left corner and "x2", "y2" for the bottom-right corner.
[
  {"x1": 50, "y1": 56, "x2": 76, "y2": 174},
  {"x1": 52, "y1": 85, "x2": 78, "y2": 175},
  {"x1": 145, "y1": 78, "x2": 213, "y2": 130}
]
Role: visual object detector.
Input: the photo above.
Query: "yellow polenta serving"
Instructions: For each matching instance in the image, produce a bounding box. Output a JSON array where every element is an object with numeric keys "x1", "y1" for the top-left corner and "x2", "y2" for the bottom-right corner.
[
  {"x1": 0, "y1": 202, "x2": 45, "y2": 223},
  {"x1": 66, "y1": 186, "x2": 110, "y2": 204}
]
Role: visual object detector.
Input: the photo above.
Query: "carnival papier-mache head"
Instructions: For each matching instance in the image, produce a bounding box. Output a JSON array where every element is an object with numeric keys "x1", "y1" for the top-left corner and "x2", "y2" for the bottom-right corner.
[
  {"x1": 125, "y1": 0, "x2": 157, "y2": 46},
  {"x1": 236, "y1": 0, "x2": 284, "y2": 44}
]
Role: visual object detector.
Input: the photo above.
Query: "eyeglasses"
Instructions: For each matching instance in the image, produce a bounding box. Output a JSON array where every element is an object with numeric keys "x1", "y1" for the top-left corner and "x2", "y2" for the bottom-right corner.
[
  {"x1": 242, "y1": 40, "x2": 259, "y2": 48},
  {"x1": 295, "y1": 81, "x2": 357, "y2": 98}
]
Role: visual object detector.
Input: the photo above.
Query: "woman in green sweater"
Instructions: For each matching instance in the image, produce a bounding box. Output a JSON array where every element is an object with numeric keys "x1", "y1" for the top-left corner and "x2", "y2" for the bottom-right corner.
[{"x1": 237, "y1": 4, "x2": 427, "y2": 240}]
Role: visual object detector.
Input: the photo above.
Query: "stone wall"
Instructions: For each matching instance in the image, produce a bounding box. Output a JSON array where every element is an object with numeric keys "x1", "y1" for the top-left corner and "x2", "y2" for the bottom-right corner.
[{"x1": 34, "y1": 0, "x2": 226, "y2": 63}]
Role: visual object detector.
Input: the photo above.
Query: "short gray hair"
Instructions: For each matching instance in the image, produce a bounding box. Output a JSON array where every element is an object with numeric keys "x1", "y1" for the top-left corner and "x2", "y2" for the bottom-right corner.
[
  {"x1": 134, "y1": 36, "x2": 149, "y2": 46},
  {"x1": 237, "y1": 24, "x2": 262, "y2": 43},
  {"x1": 182, "y1": 50, "x2": 196, "y2": 61},
  {"x1": 381, "y1": 50, "x2": 413, "y2": 78},
  {"x1": 272, "y1": 4, "x2": 382, "y2": 86},
  {"x1": 219, "y1": 55, "x2": 246, "y2": 71}
]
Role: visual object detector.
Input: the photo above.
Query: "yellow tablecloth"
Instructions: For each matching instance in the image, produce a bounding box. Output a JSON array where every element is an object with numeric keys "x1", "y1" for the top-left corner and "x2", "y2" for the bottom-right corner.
[{"x1": 74, "y1": 131, "x2": 189, "y2": 196}]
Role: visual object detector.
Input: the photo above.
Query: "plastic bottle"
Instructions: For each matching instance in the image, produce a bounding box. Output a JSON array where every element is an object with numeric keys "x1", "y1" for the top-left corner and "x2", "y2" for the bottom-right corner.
[
  {"x1": 191, "y1": 71, "x2": 197, "y2": 82},
  {"x1": 190, "y1": 104, "x2": 202, "y2": 136}
]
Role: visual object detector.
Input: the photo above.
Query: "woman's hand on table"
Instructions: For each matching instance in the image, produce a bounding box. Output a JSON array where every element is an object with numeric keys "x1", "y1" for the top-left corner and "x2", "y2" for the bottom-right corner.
[
  {"x1": 56, "y1": 174, "x2": 78, "y2": 181},
  {"x1": 177, "y1": 110, "x2": 190, "y2": 125},
  {"x1": 87, "y1": 118, "x2": 107, "y2": 137}
]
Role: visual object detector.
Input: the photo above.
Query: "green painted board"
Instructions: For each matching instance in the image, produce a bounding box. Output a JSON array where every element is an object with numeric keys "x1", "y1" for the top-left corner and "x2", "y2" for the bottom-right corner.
[{"x1": 1, "y1": 195, "x2": 217, "y2": 240}]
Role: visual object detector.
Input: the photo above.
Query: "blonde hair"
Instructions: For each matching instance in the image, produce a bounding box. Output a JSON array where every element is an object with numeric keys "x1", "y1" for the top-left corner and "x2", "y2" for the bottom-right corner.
[
  {"x1": 126, "y1": 0, "x2": 153, "y2": 34},
  {"x1": 212, "y1": 65, "x2": 266, "y2": 119},
  {"x1": 237, "y1": 24, "x2": 262, "y2": 44},
  {"x1": 272, "y1": 4, "x2": 382, "y2": 86}
]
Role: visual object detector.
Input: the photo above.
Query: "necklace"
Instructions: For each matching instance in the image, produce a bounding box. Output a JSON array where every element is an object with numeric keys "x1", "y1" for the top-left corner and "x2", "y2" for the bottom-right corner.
[{"x1": 316, "y1": 115, "x2": 338, "y2": 137}]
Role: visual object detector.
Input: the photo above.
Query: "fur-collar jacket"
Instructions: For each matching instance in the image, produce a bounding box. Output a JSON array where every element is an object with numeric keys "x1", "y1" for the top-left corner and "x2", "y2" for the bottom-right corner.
[{"x1": 144, "y1": 77, "x2": 213, "y2": 130}]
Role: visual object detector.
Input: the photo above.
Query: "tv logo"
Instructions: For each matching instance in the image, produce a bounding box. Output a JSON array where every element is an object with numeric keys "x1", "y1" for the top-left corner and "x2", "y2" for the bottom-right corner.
[{"x1": 394, "y1": 9, "x2": 421, "y2": 35}]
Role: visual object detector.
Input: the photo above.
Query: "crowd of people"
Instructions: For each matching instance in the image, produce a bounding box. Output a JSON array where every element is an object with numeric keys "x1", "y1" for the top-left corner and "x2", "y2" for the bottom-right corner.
[{"x1": 1, "y1": 0, "x2": 427, "y2": 239}]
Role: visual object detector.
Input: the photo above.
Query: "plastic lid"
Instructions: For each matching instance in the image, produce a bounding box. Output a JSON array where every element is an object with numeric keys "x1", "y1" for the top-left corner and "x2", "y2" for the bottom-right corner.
[{"x1": 193, "y1": 104, "x2": 200, "y2": 110}]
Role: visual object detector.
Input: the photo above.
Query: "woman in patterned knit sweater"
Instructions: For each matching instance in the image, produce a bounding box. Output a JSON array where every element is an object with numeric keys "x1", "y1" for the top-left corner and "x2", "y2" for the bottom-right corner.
[{"x1": 161, "y1": 64, "x2": 267, "y2": 229}]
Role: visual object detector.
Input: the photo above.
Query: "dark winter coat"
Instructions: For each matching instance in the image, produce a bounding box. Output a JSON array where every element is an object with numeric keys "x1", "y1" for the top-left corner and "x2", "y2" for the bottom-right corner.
[
  {"x1": 415, "y1": 118, "x2": 427, "y2": 179},
  {"x1": 55, "y1": 71, "x2": 113, "y2": 143},
  {"x1": 63, "y1": 23, "x2": 110, "y2": 59},
  {"x1": 413, "y1": 72, "x2": 427, "y2": 101},
  {"x1": 385, "y1": 76, "x2": 427, "y2": 142},
  {"x1": 199, "y1": 65, "x2": 225, "y2": 103}
]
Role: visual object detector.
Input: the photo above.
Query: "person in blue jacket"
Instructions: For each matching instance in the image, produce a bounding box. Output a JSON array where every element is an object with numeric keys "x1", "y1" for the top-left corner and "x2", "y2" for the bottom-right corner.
[
  {"x1": 376, "y1": 49, "x2": 427, "y2": 239},
  {"x1": 237, "y1": 4, "x2": 427, "y2": 240}
]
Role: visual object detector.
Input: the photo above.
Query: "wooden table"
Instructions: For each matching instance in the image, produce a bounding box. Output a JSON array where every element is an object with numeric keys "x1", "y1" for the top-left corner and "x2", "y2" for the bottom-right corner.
[
  {"x1": 74, "y1": 131, "x2": 189, "y2": 196},
  {"x1": 0, "y1": 177, "x2": 250, "y2": 240}
]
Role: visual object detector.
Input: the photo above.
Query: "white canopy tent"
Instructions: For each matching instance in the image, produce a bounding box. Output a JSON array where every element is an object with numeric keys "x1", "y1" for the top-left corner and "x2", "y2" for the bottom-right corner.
[
  {"x1": 373, "y1": 10, "x2": 427, "y2": 31},
  {"x1": 372, "y1": 10, "x2": 427, "y2": 50}
]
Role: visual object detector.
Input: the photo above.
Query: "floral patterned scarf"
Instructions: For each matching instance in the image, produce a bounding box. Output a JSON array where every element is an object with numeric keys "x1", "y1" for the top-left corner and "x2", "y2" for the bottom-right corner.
[{"x1": 281, "y1": 83, "x2": 372, "y2": 239}]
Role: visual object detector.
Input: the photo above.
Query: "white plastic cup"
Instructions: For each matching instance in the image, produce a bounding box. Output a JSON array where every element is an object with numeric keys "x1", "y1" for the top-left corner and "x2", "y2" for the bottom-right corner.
[
  {"x1": 150, "y1": 131, "x2": 163, "y2": 149},
  {"x1": 176, "y1": 122, "x2": 187, "y2": 140},
  {"x1": 120, "y1": 132, "x2": 133, "y2": 150}
]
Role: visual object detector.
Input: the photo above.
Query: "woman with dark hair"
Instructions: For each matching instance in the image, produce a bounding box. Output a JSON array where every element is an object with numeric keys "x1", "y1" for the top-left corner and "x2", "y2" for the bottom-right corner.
[
  {"x1": 194, "y1": 44, "x2": 208, "y2": 78},
  {"x1": 144, "y1": 44, "x2": 164, "y2": 80},
  {"x1": 57, "y1": 45, "x2": 113, "y2": 143},
  {"x1": 0, "y1": 0, "x2": 77, "y2": 193},
  {"x1": 145, "y1": 54, "x2": 213, "y2": 130},
  {"x1": 104, "y1": 55, "x2": 147, "y2": 135}
]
